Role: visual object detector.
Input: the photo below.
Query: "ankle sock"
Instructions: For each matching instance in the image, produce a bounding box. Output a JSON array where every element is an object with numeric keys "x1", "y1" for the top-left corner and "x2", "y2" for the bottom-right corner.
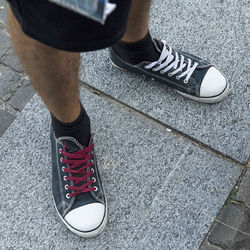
[
  {"x1": 51, "y1": 104, "x2": 91, "y2": 147},
  {"x1": 111, "y1": 31, "x2": 160, "y2": 65}
]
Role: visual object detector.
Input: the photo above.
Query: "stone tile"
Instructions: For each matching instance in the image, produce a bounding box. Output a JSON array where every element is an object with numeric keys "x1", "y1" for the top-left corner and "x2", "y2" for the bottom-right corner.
[
  {"x1": 236, "y1": 169, "x2": 250, "y2": 206},
  {"x1": 80, "y1": 0, "x2": 250, "y2": 163},
  {"x1": 0, "y1": 29, "x2": 10, "y2": 58},
  {"x1": 0, "y1": 88, "x2": 241, "y2": 249},
  {"x1": 0, "y1": 64, "x2": 21, "y2": 101},
  {"x1": 200, "y1": 240, "x2": 222, "y2": 250},
  {"x1": 8, "y1": 83, "x2": 35, "y2": 110},
  {"x1": 0, "y1": 0, "x2": 8, "y2": 25},
  {"x1": 208, "y1": 204, "x2": 250, "y2": 249},
  {"x1": 0, "y1": 47, "x2": 23, "y2": 72},
  {"x1": 0, "y1": 109, "x2": 15, "y2": 136}
]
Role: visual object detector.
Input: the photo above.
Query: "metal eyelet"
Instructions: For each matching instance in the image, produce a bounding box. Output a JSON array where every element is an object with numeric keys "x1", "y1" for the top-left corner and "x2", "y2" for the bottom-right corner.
[
  {"x1": 62, "y1": 167, "x2": 65, "y2": 172},
  {"x1": 91, "y1": 159, "x2": 94, "y2": 164},
  {"x1": 65, "y1": 185, "x2": 68, "y2": 190},
  {"x1": 92, "y1": 177, "x2": 96, "y2": 183},
  {"x1": 168, "y1": 73, "x2": 172, "y2": 77},
  {"x1": 63, "y1": 176, "x2": 67, "y2": 181},
  {"x1": 60, "y1": 157, "x2": 63, "y2": 163},
  {"x1": 152, "y1": 68, "x2": 157, "y2": 72},
  {"x1": 176, "y1": 76, "x2": 180, "y2": 80},
  {"x1": 183, "y1": 79, "x2": 188, "y2": 84},
  {"x1": 160, "y1": 70, "x2": 165, "y2": 74},
  {"x1": 59, "y1": 149, "x2": 62, "y2": 154},
  {"x1": 94, "y1": 186, "x2": 98, "y2": 192},
  {"x1": 66, "y1": 193, "x2": 70, "y2": 199},
  {"x1": 91, "y1": 168, "x2": 95, "y2": 174}
]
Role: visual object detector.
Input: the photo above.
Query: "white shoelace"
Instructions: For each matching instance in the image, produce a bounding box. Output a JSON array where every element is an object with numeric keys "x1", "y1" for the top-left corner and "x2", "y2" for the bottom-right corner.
[{"x1": 144, "y1": 40, "x2": 199, "y2": 84}]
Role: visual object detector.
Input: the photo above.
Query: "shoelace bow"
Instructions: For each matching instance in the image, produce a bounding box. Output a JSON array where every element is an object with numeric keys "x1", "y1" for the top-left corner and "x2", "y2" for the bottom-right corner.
[
  {"x1": 145, "y1": 40, "x2": 199, "y2": 83},
  {"x1": 60, "y1": 143, "x2": 96, "y2": 197}
]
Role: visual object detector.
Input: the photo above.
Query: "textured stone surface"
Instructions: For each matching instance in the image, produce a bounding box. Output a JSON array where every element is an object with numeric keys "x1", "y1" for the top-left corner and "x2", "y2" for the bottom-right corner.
[
  {"x1": 8, "y1": 83, "x2": 35, "y2": 110},
  {"x1": 1, "y1": 47, "x2": 23, "y2": 73},
  {"x1": 236, "y1": 169, "x2": 250, "y2": 207},
  {"x1": 0, "y1": 0, "x2": 7, "y2": 25},
  {"x1": 208, "y1": 204, "x2": 250, "y2": 249},
  {"x1": 0, "y1": 29, "x2": 9, "y2": 58},
  {"x1": 80, "y1": 0, "x2": 250, "y2": 163},
  {"x1": 0, "y1": 64, "x2": 21, "y2": 101},
  {"x1": 0, "y1": 109, "x2": 15, "y2": 136},
  {"x1": 0, "y1": 88, "x2": 241, "y2": 249},
  {"x1": 200, "y1": 240, "x2": 222, "y2": 250}
]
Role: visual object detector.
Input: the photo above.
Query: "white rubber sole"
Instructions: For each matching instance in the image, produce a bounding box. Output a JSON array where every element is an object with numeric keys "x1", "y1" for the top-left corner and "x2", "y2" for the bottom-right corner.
[
  {"x1": 176, "y1": 81, "x2": 230, "y2": 103},
  {"x1": 110, "y1": 57, "x2": 230, "y2": 104},
  {"x1": 53, "y1": 197, "x2": 108, "y2": 238}
]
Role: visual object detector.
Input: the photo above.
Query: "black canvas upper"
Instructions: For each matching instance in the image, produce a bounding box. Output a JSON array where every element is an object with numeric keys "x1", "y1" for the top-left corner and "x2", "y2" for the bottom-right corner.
[
  {"x1": 50, "y1": 127, "x2": 105, "y2": 218},
  {"x1": 110, "y1": 39, "x2": 212, "y2": 98}
]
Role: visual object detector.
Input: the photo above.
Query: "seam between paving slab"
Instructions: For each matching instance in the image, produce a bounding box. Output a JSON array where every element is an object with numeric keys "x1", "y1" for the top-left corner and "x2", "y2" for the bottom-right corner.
[
  {"x1": 79, "y1": 81, "x2": 248, "y2": 169},
  {"x1": 212, "y1": 218, "x2": 250, "y2": 237}
]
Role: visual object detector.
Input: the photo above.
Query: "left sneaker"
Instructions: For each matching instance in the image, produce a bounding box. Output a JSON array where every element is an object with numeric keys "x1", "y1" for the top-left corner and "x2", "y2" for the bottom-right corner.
[
  {"x1": 50, "y1": 127, "x2": 107, "y2": 238},
  {"x1": 109, "y1": 39, "x2": 229, "y2": 103}
]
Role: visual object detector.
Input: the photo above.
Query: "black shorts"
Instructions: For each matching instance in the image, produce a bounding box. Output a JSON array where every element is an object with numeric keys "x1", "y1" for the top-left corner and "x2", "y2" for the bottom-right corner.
[{"x1": 7, "y1": 0, "x2": 132, "y2": 52}]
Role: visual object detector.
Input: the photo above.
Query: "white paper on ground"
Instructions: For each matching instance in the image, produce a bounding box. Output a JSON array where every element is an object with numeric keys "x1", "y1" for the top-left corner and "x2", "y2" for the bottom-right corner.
[{"x1": 49, "y1": 0, "x2": 116, "y2": 24}]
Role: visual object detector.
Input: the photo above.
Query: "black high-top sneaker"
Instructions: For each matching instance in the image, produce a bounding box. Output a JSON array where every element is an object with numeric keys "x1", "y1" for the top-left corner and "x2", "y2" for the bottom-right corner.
[
  {"x1": 110, "y1": 39, "x2": 229, "y2": 103},
  {"x1": 50, "y1": 127, "x2": 107, "y2": 237}
]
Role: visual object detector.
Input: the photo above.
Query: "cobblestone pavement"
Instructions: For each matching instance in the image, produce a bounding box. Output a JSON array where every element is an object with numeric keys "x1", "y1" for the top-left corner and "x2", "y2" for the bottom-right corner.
[
  {"x1": 0, "y1": 0, "x2": 35, "y2": 137},
  {"x1": 0, "y1": 0, "x2": 249, "y2": 249}
]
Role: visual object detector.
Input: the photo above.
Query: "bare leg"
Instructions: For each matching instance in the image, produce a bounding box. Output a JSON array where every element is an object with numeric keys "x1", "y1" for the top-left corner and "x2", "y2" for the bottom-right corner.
[
  {"x1": 8, "y1": 7, "x2": 81, "y2": 123},
  {"x1": 121, "y1": 0, "x2": 152, "y2": 42}
]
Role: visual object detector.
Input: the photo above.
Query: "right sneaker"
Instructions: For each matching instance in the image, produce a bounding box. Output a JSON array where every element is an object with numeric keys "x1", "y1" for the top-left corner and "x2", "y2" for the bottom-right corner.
[
  {"x1": 110, "y1": 39, "x2": 229, "y2": 103},
  {"x1": 50, "y1": 127, "x2": 107, "y2": 238}
]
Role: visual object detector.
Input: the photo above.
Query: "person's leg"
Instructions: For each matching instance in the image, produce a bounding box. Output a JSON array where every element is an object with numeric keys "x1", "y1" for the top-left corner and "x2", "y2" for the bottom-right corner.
[
  {"x1": 8, "y1": 7, "x2": 107, "y2": 237},
  {"x1": 111, "y1": 0, "x2": 159, "y2": 64},
  {"x1": 8, "y1": 7, "x2": 80, "y2": 124},
  {"x1": 121, "y1": 0, "x2": 151, "y2": 43},
  {"x1": 8, "y1": 7, "x2": 92, "y2": 146}
]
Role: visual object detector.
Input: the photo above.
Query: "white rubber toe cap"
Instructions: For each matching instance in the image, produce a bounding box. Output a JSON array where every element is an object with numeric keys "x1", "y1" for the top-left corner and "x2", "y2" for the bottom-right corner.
[
  {"x1": 65, "y1": 203, "x2": 105, "y2": 232},
  {"x1": 200, "y1": 67, "x2": 227, "y2": 97}
]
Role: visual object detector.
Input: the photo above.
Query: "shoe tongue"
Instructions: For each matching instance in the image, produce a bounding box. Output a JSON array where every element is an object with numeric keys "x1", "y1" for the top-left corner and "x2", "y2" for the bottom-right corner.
[
  {"x1": 153, "y1": 38, "x2": 172, "y2": 61},
  {"x1": 58, "y1": 136, "x2": 84, "y2": 153},
  {"x1": 153, "y1": 38, "x2": 165, "y2": 53}
]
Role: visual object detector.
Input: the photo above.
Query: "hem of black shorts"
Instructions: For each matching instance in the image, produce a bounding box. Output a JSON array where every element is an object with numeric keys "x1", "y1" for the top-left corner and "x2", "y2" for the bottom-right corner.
[
  {"x1": 8, "y1": 2, "x2": 127, "y2": 52},
  {"x1": 22, "y1": 25, "x2": 125, "y2": 52}
]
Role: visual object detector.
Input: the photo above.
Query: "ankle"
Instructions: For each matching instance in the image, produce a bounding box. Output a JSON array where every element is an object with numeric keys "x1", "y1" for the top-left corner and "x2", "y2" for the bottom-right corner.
[
  {"x1": 50, "y1": 101, "x2": 81, "y2": 123},
  {"x1": 51, "y1": 103, "x2": 91, "y2": 146},
  {"x1": 112, "y1": 31, "x2": 159, "y2": 64},
  {"x1": 121, "y1": 29, "x2": 149, "y2": 43}
]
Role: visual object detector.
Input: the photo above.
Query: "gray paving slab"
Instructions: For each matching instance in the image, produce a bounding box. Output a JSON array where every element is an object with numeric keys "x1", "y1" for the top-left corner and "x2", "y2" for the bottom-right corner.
[
  {"x1": 236, "y1": 169, "x2": 250, "y2": 207},
  {"x1": 208, "y1": 204, "x2": 250, "y2": 249},
  {"x1": 0, "y1": 64, "x2": 21, "y2": 101},
  {"x1": 0, "y1": 109, "x2": 15, "y2": 136},
  {"x1": 0, "y1": 87, "x2": 241, "y2": 249},
  {"x1": 0, "y1": 29, "x2": 9, "y2": 58},
  {"x1": 0, "y1": 0, "x2": 8, "y2": 25},
  {"x1": 0, "y1": 47, "x2": 23, "y2": 73},
  {"x1": 200, "y1": 240, "x2": 222, "y2": 250},
  {"x1": 8, "y1": 82, "x2": 35, "y2": 110},
  {"x1": 80, "y1": 0, "x2": 250, "y2": 163}
]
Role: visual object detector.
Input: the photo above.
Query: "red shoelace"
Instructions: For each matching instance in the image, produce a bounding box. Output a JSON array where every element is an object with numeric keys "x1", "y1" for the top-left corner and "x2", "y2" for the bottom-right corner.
[{"x1": 60, "y1": 143, "x2": 96, "y2": 197}]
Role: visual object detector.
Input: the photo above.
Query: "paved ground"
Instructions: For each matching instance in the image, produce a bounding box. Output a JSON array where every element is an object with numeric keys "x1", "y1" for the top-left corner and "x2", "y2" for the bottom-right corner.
[
  {"x1": 0, "y1": 0, "x2": 35, "y2": 137},
  {"x1": 0, "y1": 0, "x2": 249, "y2": 249}
]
